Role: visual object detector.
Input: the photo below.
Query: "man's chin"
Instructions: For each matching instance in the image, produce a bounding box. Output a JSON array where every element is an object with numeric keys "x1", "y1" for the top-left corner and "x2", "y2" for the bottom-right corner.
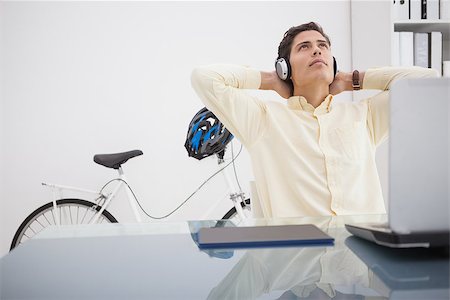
[{"x1": 312, "y1": 73, "x2": 333, "y2": 84}]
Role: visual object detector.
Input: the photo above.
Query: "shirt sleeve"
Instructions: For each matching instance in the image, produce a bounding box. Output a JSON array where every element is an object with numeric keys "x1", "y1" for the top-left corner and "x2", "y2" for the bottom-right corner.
[
  {"x1": 191, "y1": 64, "x2": 267, "y2": 147},
  {"x1": 362, "y1": 66, "x2": 438, "y2": 146}
]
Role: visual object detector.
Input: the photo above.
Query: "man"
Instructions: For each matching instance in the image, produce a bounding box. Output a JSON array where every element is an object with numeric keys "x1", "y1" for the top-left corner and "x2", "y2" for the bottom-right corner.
[{"x1": 191, "y1": 22, "x2": 437, "y2": 218}]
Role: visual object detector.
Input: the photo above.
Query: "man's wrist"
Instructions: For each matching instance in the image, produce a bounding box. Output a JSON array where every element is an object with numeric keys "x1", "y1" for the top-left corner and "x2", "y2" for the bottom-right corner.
[
  {"x1": 343, "y1": 72, "x2": 354, "y2": 91},
  {"x1": 352, "y1": 70, "x2": 361, "y2": 90}
]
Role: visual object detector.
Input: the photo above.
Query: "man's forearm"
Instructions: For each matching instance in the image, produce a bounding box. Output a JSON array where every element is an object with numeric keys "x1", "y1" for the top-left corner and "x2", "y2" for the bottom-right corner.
[
  {"x1": 259, "y1": 71, "x2": 292, "y2": 98},
  {"x1": 363, "y1": 67, "x2": 437, "y2": 91}
]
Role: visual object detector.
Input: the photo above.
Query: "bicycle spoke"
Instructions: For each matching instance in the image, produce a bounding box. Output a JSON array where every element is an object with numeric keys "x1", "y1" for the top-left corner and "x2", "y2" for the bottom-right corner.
[
  {"x1": 43, "y1": 213, "x2": 52, "y2": 226},
  {"x1": 80, "y1": 207, "x2": 89, "y2": 224},
  {"x1": 87, "y1": 211, "x2": 95, "y2": 224},
  {"x1": 35, "y1": 218, "x2": 45, "y2": 229},
  {"x1": 51, "y1": 208, "x2": 56, "y2": 225},
  {"x1": 62, "y1": 206, "x2": 67, "y2": 225},
  {"x1": 28, "y1": 225, "x2": 37, "y2": 235},
  {"x1": 69, "y1": 205, "x2": 74, "y2": 225}
]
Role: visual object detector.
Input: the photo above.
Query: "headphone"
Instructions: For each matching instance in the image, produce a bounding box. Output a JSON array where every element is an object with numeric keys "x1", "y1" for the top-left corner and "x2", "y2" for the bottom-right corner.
[{"x1": 275, "y1": 56, "x2": 338, "y2": 81}]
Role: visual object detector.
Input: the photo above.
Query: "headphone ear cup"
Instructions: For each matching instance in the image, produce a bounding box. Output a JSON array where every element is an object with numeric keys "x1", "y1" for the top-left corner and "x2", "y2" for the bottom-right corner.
[
  {"x1": 333, "y1": 56, "x2": 337, "y2": 78},
  {"x1": 275, "y1": 58, "x2": 290, "y2": 81}
]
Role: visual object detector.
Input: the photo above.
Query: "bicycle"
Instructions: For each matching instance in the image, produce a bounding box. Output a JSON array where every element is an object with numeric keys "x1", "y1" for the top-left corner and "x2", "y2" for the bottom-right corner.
[
  {"x1": 10, "y1": 107, "x2": 253, "y2": 250},
  {"x1": 10, "y1": 148, "x2": 252, "y2": 250}
]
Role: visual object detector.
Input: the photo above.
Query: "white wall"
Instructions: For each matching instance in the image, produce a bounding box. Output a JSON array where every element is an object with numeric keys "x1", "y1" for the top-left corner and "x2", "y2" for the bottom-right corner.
[{"x1": 0, "y1": 1, "x2": 353, "y2": 256}]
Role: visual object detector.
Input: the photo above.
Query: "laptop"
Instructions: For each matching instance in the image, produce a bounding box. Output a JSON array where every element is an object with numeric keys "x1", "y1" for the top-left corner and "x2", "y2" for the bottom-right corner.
[{"x1": 345, "y1": 77, "x2": 450, "y2": 248}]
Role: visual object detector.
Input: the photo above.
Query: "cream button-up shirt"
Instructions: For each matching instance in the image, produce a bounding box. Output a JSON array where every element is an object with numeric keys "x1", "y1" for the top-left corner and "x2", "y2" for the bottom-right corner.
[{"x1": 191, "y1": 64, "x2": 437, "y2": 218}]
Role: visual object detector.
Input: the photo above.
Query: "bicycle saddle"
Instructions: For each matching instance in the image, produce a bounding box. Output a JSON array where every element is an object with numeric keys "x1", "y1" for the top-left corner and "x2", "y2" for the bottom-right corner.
[{"x1": 93, "y1": 150, "x2": 143, "y2": 169}]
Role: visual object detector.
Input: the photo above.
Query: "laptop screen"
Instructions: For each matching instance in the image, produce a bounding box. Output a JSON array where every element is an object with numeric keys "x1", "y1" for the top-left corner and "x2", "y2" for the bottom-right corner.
[{"x1": 389, "y1": 78, "x2": 449, "y2": 233}]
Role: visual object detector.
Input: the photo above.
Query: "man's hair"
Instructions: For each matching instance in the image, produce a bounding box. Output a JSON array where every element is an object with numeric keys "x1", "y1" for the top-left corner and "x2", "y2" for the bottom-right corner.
[
  {"x1": 277, "y1": 22, "x2": 331, "y2": 93},
  {"x1": 277, "y1": 22, "x2": 331, "y2": 61}
]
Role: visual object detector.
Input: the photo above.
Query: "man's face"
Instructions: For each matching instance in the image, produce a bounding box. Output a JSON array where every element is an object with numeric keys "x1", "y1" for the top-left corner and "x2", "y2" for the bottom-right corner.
[{"x1": 288, "y1": 30, "x2": 334, "y2": 86}]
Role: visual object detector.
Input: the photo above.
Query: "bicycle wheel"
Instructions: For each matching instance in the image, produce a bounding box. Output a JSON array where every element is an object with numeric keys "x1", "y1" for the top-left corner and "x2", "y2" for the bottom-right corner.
[
  {"x1": 10, "y1": 198, "x2": 118, "y2": 250},
  {"x1": 221, "y1": 198, "x2": 251, "y2": 225}
]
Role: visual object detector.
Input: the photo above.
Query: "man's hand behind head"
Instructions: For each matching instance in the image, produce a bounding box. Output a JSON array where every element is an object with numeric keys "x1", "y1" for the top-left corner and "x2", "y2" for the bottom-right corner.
[
  {"x1": 260, "y1": 70, "x2": 292, "y2": 99},
  {"x1": 329, "y1": 71, "x2": 353, "y2": 96}
]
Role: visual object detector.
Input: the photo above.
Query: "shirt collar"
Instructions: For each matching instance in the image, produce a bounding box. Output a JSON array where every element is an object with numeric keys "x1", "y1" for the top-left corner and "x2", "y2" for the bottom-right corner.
[{"x1": 287, "y1": 94, "x2": 334, "y2": 115}]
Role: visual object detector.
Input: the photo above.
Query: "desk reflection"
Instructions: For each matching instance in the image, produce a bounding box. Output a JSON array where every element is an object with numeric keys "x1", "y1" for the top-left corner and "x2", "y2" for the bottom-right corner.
[
  {"x1": 204, "y1": 217, "x2": 449, "y2": 299},
  {"x1": 206, "y1": 219, "x2": 377, "y2": 299}
]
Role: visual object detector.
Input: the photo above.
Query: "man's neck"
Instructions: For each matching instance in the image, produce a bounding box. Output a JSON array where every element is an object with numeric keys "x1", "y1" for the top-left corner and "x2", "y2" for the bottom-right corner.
[{"x1": 293, "y1": 83, "x2": 329, "y2": 108}]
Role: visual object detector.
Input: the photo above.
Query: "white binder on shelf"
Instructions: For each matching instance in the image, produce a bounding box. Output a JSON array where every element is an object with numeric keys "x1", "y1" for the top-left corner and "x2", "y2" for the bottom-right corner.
[
  {"x1": 427, "y1": 0, "x2": 440, "y2": 19},
  {"x1": 414, "y1": 32, "x2": 429, "y2": 68},
  {"x1": 444, "y1": 61, "x2": 450, "y2": 77},
  {"x1": 399, "y1": 32, "x2": 414, "y2": 66},
  {"x1": 431, "y1": 32, "x2": 443, "y2": 76},
  {"x1": 393, "y1": 0, "x2": 410, "y2": 20},
  {"x1": 441, "y1": 0, "x2": 450, "y2": 19},
  {"x1": 393, "y1": 32, "x2": 401, "y2": 66},
  {"x1": 410, "y1": 0, "x2": 422, "y2": 19}
]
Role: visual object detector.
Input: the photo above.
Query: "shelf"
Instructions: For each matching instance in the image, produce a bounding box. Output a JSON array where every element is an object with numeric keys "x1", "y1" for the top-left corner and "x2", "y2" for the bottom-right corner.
[{"x1": 394, "y1": 20, "x2": 450, "y2": 40}]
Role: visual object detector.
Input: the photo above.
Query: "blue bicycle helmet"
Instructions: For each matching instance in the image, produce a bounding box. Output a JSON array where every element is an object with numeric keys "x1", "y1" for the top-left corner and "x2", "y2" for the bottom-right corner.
[{"x1": 185, "y1": 107, "x2": 234, "y2": 160}]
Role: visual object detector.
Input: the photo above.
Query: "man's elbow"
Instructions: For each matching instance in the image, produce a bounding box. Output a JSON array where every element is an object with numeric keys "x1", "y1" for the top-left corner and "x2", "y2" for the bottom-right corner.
[
  {"x1": 191, "y1": 65, "x2": 218, "y2": 90},
  {"x1": 190, "y1": 67, "x2": 209, "y2": 97},
  {"x1": 190, "y1": 66, "x2": 205, "y2": 87}
]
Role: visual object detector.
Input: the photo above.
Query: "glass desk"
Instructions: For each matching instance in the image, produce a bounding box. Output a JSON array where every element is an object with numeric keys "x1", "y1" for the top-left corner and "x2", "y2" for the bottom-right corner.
[{"x1": 1, "y1": 215, "x2": 448, "y2": 299}]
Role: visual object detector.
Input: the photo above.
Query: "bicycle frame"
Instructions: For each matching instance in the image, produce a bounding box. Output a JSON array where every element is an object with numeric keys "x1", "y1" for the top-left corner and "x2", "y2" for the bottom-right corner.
[
  {"x1": 42, "y1": 166, "x2": 143, "y2": 225},
  {"x1": 42, "y1": 158, "x2": 249, "y2": 224}
]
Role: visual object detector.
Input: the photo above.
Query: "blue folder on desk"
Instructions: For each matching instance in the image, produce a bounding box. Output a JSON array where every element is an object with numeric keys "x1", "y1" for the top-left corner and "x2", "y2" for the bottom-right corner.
[{"x1": 197, "y1": 224, "x2": 334, "y2": 249}]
